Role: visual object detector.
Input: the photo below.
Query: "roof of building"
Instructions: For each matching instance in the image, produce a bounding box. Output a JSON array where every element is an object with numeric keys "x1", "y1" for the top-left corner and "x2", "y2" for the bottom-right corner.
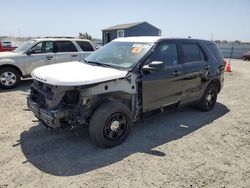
[
  {"x1": 114, "y1": 36, "x2": 164, "y2": 43},
  {"x1": 102, "y1": 21, "x2": 161, "y2": 31}
]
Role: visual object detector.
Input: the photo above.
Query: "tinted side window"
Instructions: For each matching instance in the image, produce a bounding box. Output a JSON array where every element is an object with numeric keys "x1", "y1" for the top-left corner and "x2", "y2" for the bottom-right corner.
[
  {"x1": 182, "y1": 43, "x2": 201, "y2": 63},
  {"x1": 56, "y1": 41, "x2": 77, "y2": 52},
  {"x1": 150, "y1": 43, "x2": 178, "y2": 67},
  {"x1": 207, "y1": 43, "x2": 223, "y2": 60},
  {"x1": 76, "y1": 41, "x2": 94, "y2": 51}
]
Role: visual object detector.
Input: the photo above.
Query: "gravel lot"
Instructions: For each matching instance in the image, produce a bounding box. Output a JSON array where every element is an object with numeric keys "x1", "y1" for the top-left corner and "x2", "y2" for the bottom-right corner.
[{"x1": 0, "y1": 59, "x2": 249, "y2": 188}]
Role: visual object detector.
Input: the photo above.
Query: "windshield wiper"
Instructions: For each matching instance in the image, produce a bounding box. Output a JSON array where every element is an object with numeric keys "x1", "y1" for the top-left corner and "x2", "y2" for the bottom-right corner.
[{"x1": 86, "y1": 61, "x2": 112, "y2": 68}]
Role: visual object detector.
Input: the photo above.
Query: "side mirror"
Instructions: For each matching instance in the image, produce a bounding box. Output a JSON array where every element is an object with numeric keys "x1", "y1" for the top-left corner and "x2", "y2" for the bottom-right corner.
[
  {"x1": 143, "y1": 61, "x2": 164, "y2": 71},
  {"x1": 26, "y1": 49, "x2": 34, "y2": 56}
]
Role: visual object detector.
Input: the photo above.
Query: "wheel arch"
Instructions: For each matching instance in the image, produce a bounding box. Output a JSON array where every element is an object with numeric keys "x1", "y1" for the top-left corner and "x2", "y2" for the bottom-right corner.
[
  {"x1": 0, "y1": 64, "x2": 24, "y2": 77},
  {"x1": 209, "y1": 78, "x2": 221, "y2": 93},
  {"x1": 82, "y1": 91, "x2": 137, "y2": 123}
]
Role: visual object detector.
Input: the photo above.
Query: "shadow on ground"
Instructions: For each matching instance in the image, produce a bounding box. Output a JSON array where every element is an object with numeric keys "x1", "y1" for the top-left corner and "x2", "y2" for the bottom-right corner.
[
  {"x1": 19, "y1": 102, "x2": 229, "y2": 176},
  {"x1": 0, "y1": 79, "x2": 32, "y2": 93}
]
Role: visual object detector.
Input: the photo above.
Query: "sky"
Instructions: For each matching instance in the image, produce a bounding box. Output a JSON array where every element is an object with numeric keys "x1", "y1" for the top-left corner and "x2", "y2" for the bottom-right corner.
[{"x1": 0, "y1": 0, "x2": 250, "y2": 41}]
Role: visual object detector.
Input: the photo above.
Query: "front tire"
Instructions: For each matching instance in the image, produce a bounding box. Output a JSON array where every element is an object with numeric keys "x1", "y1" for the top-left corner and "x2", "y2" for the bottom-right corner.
[
  {"x1": 195, "y1": 84, "x2": 218, "y2": 112},
  {"x1": 89, "y1": 102, "x2": 132, "y2": 148},
  {"x1": 0, "y1": 67, "x2": 21, "y2": 89}
]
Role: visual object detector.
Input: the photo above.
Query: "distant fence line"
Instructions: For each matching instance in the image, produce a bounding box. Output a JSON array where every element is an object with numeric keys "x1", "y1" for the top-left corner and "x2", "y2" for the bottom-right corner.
[{"x1": 216, "y1": 43, "x2": 250, "y2": 59}]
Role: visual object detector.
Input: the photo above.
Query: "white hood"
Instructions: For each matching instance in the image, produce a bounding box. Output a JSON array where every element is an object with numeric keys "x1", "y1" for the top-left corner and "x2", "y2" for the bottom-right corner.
[
  {"x1": 0, "y1": 51, "x2": 19, "y2": 58},
  {"x1": 31, "y1": 61, "x2": 128, "y2": 86}
]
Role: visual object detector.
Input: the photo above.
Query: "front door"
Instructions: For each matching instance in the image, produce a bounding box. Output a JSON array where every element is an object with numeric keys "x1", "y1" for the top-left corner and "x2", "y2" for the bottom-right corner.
[
  {"x1": 142, "y1": 42, "x2": 183, "y2": 112},
  {"x1": 25, "y1": 41, "x2": 55, "y2": 75}
]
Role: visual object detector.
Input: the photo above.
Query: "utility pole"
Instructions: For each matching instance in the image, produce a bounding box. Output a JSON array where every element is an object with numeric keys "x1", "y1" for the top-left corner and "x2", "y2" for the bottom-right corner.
[
  {"x1": 18, "y1": 28, "x2": 21, "y2": 38},
  {"x1": 211, "y1": 33, "x2": 213, "y2": 41}
]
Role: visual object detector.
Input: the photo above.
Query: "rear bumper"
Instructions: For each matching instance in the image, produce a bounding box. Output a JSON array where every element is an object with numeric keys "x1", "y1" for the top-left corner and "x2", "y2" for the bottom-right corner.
[{"x1": 27, "y1": 97, "x2": 70, "y2": 128}]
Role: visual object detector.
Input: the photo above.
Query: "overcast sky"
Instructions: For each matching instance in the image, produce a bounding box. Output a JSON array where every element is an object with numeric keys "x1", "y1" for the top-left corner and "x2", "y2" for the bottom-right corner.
[{"x1": 1, "y1": 0, "x2": 250, "y2": 41}]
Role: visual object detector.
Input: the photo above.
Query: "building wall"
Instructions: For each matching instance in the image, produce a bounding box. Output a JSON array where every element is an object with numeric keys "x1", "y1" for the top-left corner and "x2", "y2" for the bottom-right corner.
[
  {"x1": 102, "y1": 23, "x2": 161, "y2": 45},
  {"x1": 102, "y1": 30, "x2": 118, "y2": 44}
]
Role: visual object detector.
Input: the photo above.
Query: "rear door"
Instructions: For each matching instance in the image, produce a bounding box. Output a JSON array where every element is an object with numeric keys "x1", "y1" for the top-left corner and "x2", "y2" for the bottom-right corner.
[
  {"x1": 54, "y1": 41, "x2": 79, "y2": 63},
  {"x1": 75, "y1": 40, "x2": 94, "y2": 59},
  {"x1": 142, "y1": 42, "x2": 183, "y2": 112},
  {"x1": 180, "y1": 42, "x2": 207, "y2": 101},
  {"x1": 24, "y1": 41, "x2": 55, "y2": 74}
]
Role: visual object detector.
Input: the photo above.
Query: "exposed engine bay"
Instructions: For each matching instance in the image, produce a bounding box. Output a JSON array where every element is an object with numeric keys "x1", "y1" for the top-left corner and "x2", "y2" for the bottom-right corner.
[{"x1": 27, "y1": 73, "x2": 139, "y2": 129}]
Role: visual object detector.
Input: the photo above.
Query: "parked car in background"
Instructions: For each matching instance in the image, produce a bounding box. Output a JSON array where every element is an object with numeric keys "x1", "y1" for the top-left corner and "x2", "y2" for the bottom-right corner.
[
  {"x1": 242, "y1": 51, "x2": 250, "y2": 61},
  {"x1": 0, "y1": 38, "x2": 95, "y2": 89},
  {"x1": 27, "y1": 37, "x2": 225, "y2": 148},
  {"x1": 0, "y1": 41, "x2": 16, "y2": 52}
]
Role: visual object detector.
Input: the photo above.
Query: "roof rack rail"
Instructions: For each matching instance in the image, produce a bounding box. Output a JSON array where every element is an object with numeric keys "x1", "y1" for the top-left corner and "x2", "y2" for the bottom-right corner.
[{"x1": 44, "y1": 36, "x2": 76, "y2": 39}]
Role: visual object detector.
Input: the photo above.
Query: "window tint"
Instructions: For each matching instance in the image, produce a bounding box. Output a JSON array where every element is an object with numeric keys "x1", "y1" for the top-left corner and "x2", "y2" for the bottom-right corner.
[
  {"x1": 76, "y1": 41, "x2": 94, "y2": 51},
  {"x1": 150, "y1": 43, "x2": 178, "y2": 67},
  {"x1": 30, "y1": 41, "x2": 54, "y2": 54},
  {"x1": 182, "y1": 43, "x2": 201, "y2": 63},
  {"x1": 207, "y1": 43, "x2": 223, "y2": 60},
  {"x1": 56, "y1": 41, "x2": 77, "y2": 52}
]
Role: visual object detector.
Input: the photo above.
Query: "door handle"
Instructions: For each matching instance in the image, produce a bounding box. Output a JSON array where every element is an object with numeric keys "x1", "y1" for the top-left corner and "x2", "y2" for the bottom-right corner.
[
  {"x1": 46, "y1": 55, "x2": 53, "y2": 60},
  {"x1": 172, "y1": 70, "x2": 181, "y2": 76},
  {"x1": 204, "y1": 65, "x2": 210, "y2": 69},
  {"x1": 72, "y1": 54, "x2": 78, "y2": 57}
]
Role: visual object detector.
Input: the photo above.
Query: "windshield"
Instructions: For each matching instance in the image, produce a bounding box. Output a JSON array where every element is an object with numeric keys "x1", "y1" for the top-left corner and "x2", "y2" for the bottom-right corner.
[
  {"x1": 13, "y1": 40, "x2": 36, "y2": 53},
  {"x1": 85, "y1": 41, "x2": 154, "y2": 69}
]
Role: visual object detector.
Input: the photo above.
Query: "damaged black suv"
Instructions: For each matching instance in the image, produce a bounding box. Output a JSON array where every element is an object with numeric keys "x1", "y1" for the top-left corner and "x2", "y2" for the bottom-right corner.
[{"x1": 27, "y1": 37, "x2": 224, "y2": 148}]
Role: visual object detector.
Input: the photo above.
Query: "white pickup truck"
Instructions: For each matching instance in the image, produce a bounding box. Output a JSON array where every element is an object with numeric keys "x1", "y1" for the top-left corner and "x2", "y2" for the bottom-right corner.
[{"x1": 0, "y1": 38, "x2": 94, "y2": 89}]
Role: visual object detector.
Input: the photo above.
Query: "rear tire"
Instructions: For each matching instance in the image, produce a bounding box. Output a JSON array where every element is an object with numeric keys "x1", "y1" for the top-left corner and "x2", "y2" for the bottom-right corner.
[
  {"x1": 0, "y1": 67, "x2": 21, "y2": 89},
  {"x1": 195, "y1": 84, "x2": 218, "y2": 112},
  {"x1": 89, "y1": 102, "x2": 132, "y2": 148}
]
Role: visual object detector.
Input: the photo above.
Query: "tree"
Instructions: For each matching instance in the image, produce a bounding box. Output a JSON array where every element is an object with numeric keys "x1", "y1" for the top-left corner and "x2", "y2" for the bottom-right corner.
[
  {"x1": 79, "y1": 32, "x2": 93, "y2": 40},
  {"x1": 234, "y1": 40, "x2": 241, "y2": 44}
]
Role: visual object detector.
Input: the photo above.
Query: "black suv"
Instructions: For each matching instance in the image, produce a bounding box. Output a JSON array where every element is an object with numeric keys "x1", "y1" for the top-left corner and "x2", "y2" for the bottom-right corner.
[{"x1": 28, "y1": 37, "x2": 225, "y2": 148}]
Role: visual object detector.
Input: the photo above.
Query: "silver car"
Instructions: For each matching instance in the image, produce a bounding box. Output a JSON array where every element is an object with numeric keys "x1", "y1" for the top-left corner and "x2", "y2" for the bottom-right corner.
[{"x1": 0, "y1": 38, "x2": 94, "y2": 89}]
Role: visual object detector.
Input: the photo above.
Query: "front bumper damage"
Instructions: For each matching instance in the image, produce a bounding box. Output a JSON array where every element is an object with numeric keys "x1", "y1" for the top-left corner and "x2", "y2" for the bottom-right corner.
[{"x1": 27, "y1": 96, "x2": 72, "y2": 128}]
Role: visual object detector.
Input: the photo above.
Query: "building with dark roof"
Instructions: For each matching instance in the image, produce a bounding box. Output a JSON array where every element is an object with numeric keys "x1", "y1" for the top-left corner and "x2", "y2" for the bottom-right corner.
[{"x1": 102, "y1": 21, "x2": 161, "y2": 44}]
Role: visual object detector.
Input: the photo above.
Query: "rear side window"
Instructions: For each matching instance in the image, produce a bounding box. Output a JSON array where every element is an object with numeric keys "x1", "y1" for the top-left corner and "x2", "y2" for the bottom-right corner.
[
  {"x1": 56, "y1": 41, "x2": 77, "y2": 52},
  {"x1": 207, "y1": 43, "x2": 223, "y2": 60},
  {"x1": 76, "y1": 41, "x2": 94, "y2": 51},
  {"x1": 182, "y1": 43, "x2": 202, "y2": 63}
]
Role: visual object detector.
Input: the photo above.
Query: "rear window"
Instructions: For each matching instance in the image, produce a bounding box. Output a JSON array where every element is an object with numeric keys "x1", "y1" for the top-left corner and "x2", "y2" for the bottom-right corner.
[
  {"x1": 207, "y1": 43, "x2": 223, "y2": 60},
  {"x1": 182, "y1": 43, "x2": 202, "y2": 63},
  {"x1": 76, "y1": 41, "x2": 94, "y2": 51},
  {"x1": 56, "y1": 41, "x2": 77, "y2": 52}
]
